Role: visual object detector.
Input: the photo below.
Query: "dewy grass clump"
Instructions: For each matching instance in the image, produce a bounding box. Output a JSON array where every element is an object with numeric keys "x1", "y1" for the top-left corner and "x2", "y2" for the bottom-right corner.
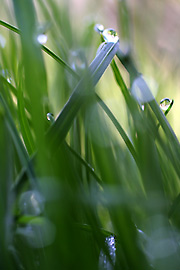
[{"x1": 0, "y1": 1, "x2": 180, "y2": 270}]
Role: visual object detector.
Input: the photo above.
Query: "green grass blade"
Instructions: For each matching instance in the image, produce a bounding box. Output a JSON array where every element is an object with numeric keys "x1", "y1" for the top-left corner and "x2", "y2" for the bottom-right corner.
[
  {"x1": 65, "y1": 142, "x2": 102, "y2": 186},
  {"x1": 0, "y1": 101, "x2": 14, "y2": 270},
  {"x1": 96, "y1": 94, "x2": 139, "y2": 166},
  {"x1": 0, "y1": 75, "x2": 31, "y2": 113},
  {"x1": 110, "y1": 59, "x2": 139, "y2": 112},
  {"x1": 17, "y1": 83, "x2": 35, "y2": 155},
  {"x1": 0, "y1": 19, "x2": 20, "y2": 34},
  {"x1": 0, "y1": 93, "x2": 36, "y2": 188}
]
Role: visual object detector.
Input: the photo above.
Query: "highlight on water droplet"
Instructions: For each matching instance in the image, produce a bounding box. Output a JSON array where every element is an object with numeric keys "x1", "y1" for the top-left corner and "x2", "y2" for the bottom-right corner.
[
  {"x1": 102, "y1": 28, "x2": 119, "y2": 43},
  {"x1": 37, "y1": 34, "x2": 48, "y2": 44},
  {"x1": 99, "y1": 235, "x2": 116, "y2": 270},
  {"x1": 0, "y1": 69, "x2": 14, "y2": 85},
  {"x1": 19, "y1": 190, "x2": 45, "y2": 216},
  {"x1": 47, "y1": 113, "x2": 55, "y2": 122},
  {"x1": 94, "y1": 23, "x2": 104, "y2": 34},
  {"x1": 159, "y1": 98, "x2": 172, "y2": 111}
]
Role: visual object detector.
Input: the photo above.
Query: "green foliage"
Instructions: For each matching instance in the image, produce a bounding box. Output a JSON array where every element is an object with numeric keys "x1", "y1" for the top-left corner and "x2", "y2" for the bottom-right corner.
[{"x1": 0, "y1": 1, "x2": 180, "y2": 270}]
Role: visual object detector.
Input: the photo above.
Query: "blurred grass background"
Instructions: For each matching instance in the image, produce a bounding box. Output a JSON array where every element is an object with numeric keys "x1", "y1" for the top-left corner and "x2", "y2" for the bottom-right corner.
[{"x1": 0, "y1": 0, "x2": 180, "y2": 270}]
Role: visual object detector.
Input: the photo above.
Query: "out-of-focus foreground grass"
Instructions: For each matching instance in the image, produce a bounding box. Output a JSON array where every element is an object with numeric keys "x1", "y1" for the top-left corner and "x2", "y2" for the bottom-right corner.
[{"x1": 0, "y1": 0, "x2": 180, "y2": 270}]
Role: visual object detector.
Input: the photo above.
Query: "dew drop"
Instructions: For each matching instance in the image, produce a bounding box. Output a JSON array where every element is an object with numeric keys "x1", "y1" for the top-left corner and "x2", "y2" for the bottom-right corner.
[
  {"x1": 94, "y1": 24, "x2": 104, "y2": 34},
  {"x1": 102, "y1": 28, "x2": 119, "y2": 43},
  {"x1": 37, "y1": 34, "x2": 48, "y2": 44},
  {"x1": 99, "y1": 236, "x2": 116, "y2": 270},
  {"x1": 0, "y1": 69, "x2": 14, "y2": 85},
  {"x1": 131, "y1": 75, "x2": 154, "y2": 104},
  {"x1": 19, "y1": 190, "x2": 45, "y2": 216},
  {"x1": 16, "y1": 217, "x2": 56, "y2": 248},
  {"x1": 159, "y1": 98, "x2": 172, "y2": 111},
  {"x1": 47, "y1": 113, "x2": 54, "y2": 122}
]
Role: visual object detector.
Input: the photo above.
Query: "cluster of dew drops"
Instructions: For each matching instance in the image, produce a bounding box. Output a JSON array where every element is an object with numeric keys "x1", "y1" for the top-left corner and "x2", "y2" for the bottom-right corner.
[{"x1": 94, "y1": 24, "x2": 119, "y2": 44}]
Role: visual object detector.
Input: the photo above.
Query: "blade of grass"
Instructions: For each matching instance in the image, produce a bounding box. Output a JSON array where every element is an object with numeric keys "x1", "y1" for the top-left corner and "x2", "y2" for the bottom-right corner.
[
  {"x1": 65, "y1": 142, "x2": 102, "y2": 186},
  {"x1": 0, "y1": 92, "x2": 36, "y2": 189},
  {"x1": 17, "y1": 82, "x2": 35, "y2": 155},
  {"x1": 0, "y1": 101, "x2": 14, "y2": 270},
  {"x1": 0, "y1": 75, "x2": 31, "y2": 113},
  {"x1": 95, "y1": 94, "x2": 139, "y2": 166},
  {"x1": 112, "y1": 58, "x2": 180, "y2": 174},
  {"x1": 110, "y1": 59, "x2": 139, "y2": 112}
]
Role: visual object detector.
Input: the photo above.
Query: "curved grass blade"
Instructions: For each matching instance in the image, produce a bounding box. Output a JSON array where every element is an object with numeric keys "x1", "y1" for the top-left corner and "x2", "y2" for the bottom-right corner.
[
  {"x1": 75, "y1": 223, "x2": 118, "y2": 242},
  {"x1": 110, "y1": 59, "x2": 139, "y2": 112},
  {"x1": 96, "y1": 94, "x2": 139, "y2": 166},
  {"x1": 149, "y1": 99, "x2": 180, "y2": 147},
  {"x1": 65, "y1": 142, "x2": 102, "y2": 186},
  {"x1": 47, "y1": 41, "x2": 119, "y2": 149}
]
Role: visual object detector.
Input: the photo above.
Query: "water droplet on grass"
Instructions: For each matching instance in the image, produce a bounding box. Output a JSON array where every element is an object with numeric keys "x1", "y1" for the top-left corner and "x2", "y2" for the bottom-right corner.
[
  {"x1": 37, "y1": 34, "x2": 48, "y2": 44},
  {"x1": 47, "y1": 112, "x2": 54, "y2": 122},
  {"x1": 99, "y1": 236, "x2": 116, "y2": 270},
  {"x1": 160, "y1": 98, "x2": 172, "y2": 111},
  {"x1": 102, "y1": 28, "x2": 119, "y2": 43},
  {"x1": 19, "y1": 190, "x2": 45, "y2": 216},
  {"x1": 16, "y1": 217, "x2": 56, "y2": 248},
  {"x1": 94, "y1": 24, "x2": 104, "y2": 33}
]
